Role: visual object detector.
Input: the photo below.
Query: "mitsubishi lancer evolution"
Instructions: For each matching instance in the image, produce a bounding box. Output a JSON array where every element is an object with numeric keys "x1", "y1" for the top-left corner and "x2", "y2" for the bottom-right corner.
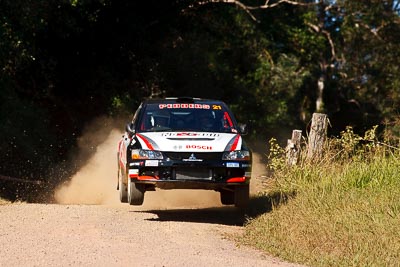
[{"x1": 117, "y1": 97, "x2": 252, "y2": 207}]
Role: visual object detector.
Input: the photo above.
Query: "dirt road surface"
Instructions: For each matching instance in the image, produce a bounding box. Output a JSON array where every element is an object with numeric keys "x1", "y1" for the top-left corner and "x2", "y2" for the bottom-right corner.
[
  {"x1": 0, "y1": 125, "x2": 301, "y2": 266},
  {"x1": 0, "y1": 202, "x2": 303, "y2": 267}
]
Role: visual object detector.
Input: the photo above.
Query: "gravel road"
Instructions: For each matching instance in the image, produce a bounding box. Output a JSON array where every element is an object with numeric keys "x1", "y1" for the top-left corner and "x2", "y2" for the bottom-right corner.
[
  {"x1": 0, "y1": 202, "x2": 302, "y2": 267},
  {"x1": 0, "y1": 129, "x2": 302, "y2": 266}
]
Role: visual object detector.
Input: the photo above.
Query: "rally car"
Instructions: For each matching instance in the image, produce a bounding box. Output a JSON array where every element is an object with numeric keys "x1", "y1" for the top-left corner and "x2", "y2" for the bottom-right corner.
[{"x1": 117, "y1": 97, "x2": 252, "y2": 207}]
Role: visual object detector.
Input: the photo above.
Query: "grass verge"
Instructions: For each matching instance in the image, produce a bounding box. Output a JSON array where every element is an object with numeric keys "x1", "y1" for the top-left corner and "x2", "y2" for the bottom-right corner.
[{"x1": 241, "y1": 127, "x2": 400, "y2": 266}]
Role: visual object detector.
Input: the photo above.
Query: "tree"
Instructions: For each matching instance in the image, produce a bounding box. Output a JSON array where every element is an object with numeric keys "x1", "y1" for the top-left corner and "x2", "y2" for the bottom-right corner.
[{"x1": 196, "y1": 0, "x2": 400, "y2": 135}]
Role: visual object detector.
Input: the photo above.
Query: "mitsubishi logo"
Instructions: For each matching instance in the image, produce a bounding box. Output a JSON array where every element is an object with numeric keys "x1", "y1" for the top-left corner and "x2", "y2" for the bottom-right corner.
[{"x1": 183, "y1": 153, "x2": 203, "y2": 162}]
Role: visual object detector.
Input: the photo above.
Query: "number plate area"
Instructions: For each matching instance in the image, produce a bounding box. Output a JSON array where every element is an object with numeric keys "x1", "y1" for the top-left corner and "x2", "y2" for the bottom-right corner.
[{"x1": 174, "y1": 168, "x2": 212, "y2": 180}]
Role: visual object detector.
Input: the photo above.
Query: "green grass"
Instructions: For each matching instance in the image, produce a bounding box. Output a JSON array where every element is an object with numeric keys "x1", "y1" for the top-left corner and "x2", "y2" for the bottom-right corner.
[{"x1": 241, "y1": 130, "x2": 400, "y2": 267}]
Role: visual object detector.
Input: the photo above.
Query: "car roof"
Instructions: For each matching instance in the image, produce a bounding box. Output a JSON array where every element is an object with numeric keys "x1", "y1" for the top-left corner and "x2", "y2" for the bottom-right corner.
[{"x1": 142, "y1": 97, "x2": 225, "y2": 104}]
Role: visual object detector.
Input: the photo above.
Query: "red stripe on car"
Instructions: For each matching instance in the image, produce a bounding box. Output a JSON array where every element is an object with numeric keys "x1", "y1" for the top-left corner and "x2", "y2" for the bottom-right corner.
[
  {"x1": 230, "y1": 134, "x2": 240, "y2": 151},
  {"x1": 136, "y1": 133, "x2": 154, "y2": 150}
]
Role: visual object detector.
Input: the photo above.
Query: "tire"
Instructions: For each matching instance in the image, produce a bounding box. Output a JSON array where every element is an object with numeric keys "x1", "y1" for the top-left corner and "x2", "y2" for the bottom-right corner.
[
  {"x1": 220, "y1": 190, "x2": 234, "y2": 205},
  {"x1": 128, "y1": 179, "x2": 145, "y2": 205},
  {"x1": 118, "y1": 168, "x2": 128, "y2": 203},
  {"x1": 234, "y1": 185, "x2": 249, "y2": 208}
]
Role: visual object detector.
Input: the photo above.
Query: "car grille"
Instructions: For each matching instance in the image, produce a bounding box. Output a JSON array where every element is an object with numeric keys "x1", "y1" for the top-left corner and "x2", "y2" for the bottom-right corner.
[
  {"x1": 175, "y1": 168, "x2": 212, "y2": 180},
  {"x1": 164, "y1": 152, "x2": 223, "y2": 161}
]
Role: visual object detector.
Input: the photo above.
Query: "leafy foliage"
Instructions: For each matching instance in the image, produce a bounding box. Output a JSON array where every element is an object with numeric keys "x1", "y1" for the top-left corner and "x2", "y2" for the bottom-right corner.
[{"x1": 0, "y1": 0, "x2": 399, "y2": 199}]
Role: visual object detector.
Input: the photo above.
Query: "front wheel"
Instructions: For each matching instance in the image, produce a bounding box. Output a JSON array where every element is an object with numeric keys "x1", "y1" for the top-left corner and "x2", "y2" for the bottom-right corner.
[
  {"x1": 128, "y1": 179, "x2": 145, "y2": 205},
  {"x1": 234, "y1": 185, "x2": 249, "y2": 208},
  {"x1": 220, "y1": 190, "x2": 234, "y2": 205},
  {"x1": 118, "y1": 168, "x2": 128, "y2": 203}
]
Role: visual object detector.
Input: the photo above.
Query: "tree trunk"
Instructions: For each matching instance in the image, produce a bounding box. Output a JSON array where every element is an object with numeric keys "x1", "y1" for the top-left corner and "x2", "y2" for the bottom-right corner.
[{"x1": 316, "y1": 75, "x2": 325, "y2": 112}]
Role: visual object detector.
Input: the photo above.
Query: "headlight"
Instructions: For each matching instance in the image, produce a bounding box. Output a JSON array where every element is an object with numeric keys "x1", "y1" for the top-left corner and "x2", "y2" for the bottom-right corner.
[
  {"x1": 222, "y1": 150, "x2": 250, "y2": 160},
  {"x1": 131, "y1": 149, "x2": 163, "y2": 160}
]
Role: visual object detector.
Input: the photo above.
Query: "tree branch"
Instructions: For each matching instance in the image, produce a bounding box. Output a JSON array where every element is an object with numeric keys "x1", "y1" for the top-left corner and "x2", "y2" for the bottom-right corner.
[
  {"x1": 189, "y1": 0, "x2": 259, "y2": 21},
  {"x1": 255, "y1": 0, "x2": 317, "y2": 10},
  {"x1": 360, "y1": 22, "x2": 384, "y2": 39},
  {"x1": 189, "y1": 0, "x2": 316, "y2": 22},
  {"x1": 305, "y1": 22, "x2": 336, "y2": 61}
]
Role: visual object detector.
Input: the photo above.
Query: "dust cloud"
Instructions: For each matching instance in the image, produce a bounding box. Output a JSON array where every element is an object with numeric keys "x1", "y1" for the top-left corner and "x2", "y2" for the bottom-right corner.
[
  {"x1": 54, "y1": 117, "x2": 223, "y2": 208},
  {"x1": 54, "y1": 121, "x2": 121, "y2": 205}
]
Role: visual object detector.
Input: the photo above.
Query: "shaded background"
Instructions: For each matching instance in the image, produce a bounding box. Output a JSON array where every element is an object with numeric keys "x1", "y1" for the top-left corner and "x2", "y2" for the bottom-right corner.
[{"x1": 1, "y1": 0, "x2": 399, "y2": 199}]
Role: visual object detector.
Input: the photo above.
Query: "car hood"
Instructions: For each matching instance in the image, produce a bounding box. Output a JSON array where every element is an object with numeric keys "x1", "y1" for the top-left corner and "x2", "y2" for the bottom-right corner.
[{"x1": 135, "y1": 132, "x2": 243, "y2": 152}]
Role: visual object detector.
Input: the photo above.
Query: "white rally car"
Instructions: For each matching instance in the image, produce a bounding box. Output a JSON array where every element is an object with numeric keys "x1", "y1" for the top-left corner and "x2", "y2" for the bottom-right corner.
[{"x1": 117, "y1": 97, "x2": 252, "y2": 207}]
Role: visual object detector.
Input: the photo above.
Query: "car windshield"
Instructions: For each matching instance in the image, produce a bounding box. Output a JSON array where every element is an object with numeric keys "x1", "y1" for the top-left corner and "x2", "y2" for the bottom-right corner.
[{"x1": 137, "y1": 103, "x2": 238, "y2": 133}]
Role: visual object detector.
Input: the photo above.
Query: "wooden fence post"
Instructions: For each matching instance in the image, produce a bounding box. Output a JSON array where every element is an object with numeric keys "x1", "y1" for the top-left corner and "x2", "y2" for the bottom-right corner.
[
  {"x1": 307, "y1": 113, "x2": 328, "y2": 161},
  {"x1": 286, "y1": 130, "x2": 302, "y2": 165}
]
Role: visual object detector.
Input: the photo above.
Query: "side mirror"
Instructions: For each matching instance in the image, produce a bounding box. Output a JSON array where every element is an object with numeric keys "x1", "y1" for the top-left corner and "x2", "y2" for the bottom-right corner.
[
  {"x1": 238, "y1": 123, "x2": 248, "y2": 135},
  {"x1": 125, "y1": 122, "x2": 135, "y2": 138}
]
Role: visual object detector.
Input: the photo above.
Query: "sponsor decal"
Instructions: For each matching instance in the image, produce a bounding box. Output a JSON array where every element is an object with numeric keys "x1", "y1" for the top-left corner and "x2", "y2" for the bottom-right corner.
[
  {"x1": 173, "y1": 145, "x2": 183, "y2": 150},
  {"x1": 177, "y1": 132, "x2": 198, "y2": 136},
  {"x1": 226, "y1": 162, "x2": 240, "y2": 168},
  {"x1": 161, "y1": 132, "x2": 220, "y2": 137},
  {"x1": 145, "y1": 160, "x2": 159, "y2": 167},
  {"x1": 185, "y1": 144, "x2": 212, "y2": 150},
  {"x1": 159, "y1": 104, "x2": 210, "y2": 109},
  {"x1": 212, "y1": 105, "x2": 222, "y2": 110}
]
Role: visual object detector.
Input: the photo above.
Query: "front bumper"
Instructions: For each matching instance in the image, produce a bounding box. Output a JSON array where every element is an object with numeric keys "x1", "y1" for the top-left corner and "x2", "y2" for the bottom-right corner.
[{"x1": 127, "y1": 156, "x2": 251, "y2": 190}]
